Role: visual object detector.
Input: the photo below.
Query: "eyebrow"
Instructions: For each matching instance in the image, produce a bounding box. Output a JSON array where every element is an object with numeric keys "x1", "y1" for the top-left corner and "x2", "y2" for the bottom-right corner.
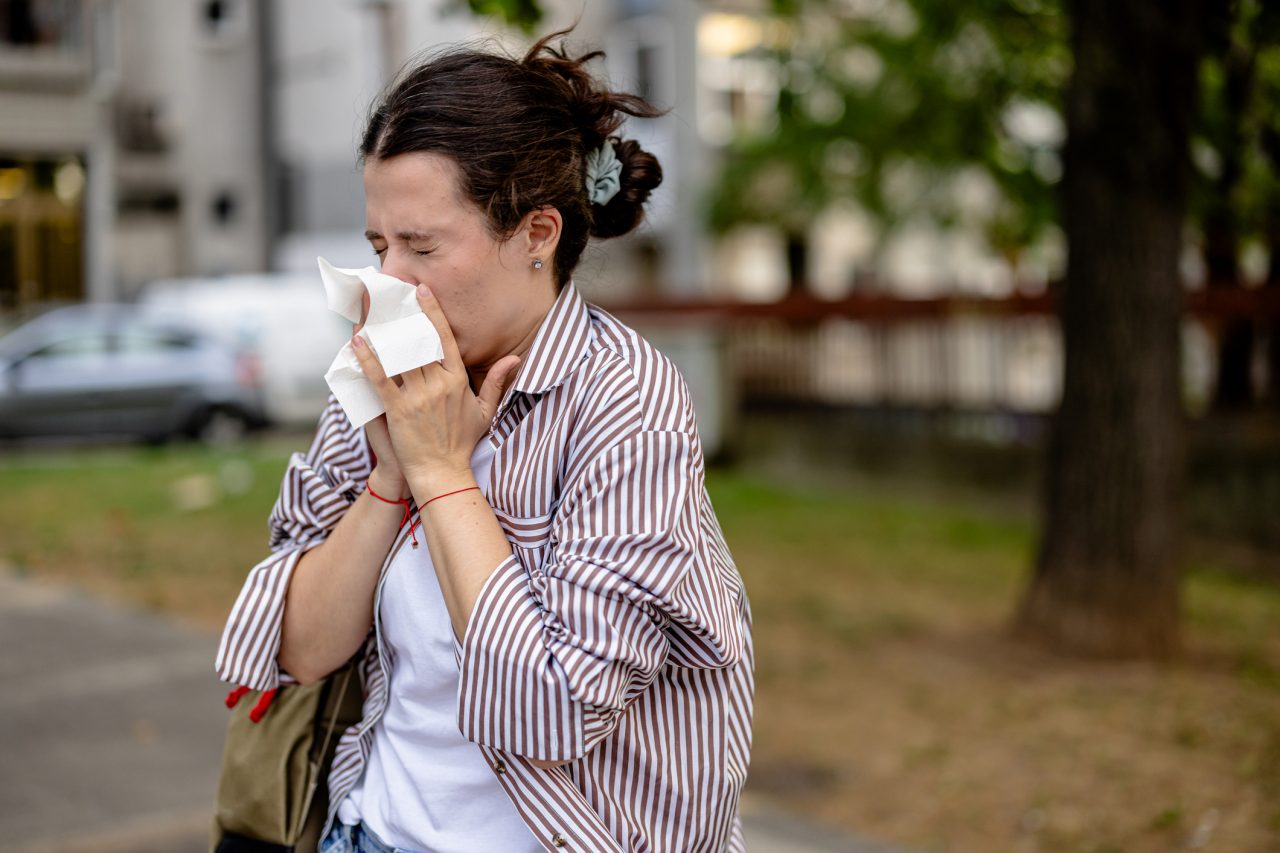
[{"x1": 364, "y1": 229, "x2": 436, "y2": 242}]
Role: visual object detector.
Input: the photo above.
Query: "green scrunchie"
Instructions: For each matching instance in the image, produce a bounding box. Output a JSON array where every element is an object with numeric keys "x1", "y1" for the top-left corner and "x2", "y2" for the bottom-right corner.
[{"x1": 585, "y1": 143, "x2": 622, "y2": 206}]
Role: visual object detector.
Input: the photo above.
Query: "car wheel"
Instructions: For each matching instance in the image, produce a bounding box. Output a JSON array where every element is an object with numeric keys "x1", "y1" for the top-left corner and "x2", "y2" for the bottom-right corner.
[{"x1": 196, "y1": 407, "x2": 249, "y2": 446}]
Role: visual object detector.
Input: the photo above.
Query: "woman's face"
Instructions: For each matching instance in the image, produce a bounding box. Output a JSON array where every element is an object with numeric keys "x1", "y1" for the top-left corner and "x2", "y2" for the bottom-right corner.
[{"x1": 362, "y1": 151, "x2": 557, "y2": 375}]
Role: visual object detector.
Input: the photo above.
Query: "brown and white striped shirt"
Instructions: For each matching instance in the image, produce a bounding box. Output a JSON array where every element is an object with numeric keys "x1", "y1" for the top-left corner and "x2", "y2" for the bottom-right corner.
[{"x1": 216, "y1": 281, "x2": 755, "y2": 852}]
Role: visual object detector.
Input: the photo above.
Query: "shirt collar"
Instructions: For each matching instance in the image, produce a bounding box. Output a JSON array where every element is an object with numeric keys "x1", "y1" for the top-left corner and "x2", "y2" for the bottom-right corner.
[{"x1": 504, "y1": 280, "x2": 594, "y2": 399}]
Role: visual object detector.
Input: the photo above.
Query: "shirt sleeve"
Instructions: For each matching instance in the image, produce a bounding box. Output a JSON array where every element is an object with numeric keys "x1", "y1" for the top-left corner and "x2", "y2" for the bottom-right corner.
[
  {"x1": 214, "y1": 395, "x2": 370, "y2": 690},
  {"x1": 455, "y1": 427, "x2": 740, "y2": 762}
]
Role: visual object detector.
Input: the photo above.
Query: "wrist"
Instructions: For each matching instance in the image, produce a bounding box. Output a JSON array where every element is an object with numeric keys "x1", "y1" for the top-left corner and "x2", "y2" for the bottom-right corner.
[
  {"x1": 407, "y1": 466, "x2": 477, "y2": 502},
  {"x1": 368, "y1": 465, "x2": 411, "y2": 501}
]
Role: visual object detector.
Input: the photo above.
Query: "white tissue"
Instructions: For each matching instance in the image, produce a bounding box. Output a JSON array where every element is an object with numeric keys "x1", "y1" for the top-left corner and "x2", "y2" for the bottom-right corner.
[{"x1": 318, "y1": 256, "x2": 445, "y2": 428}]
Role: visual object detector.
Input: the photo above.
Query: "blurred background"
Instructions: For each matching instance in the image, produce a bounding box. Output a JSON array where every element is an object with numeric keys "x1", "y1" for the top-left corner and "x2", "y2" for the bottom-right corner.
[{"x1": 1, "y1": 1, "x2": 1278, "y2": 851}]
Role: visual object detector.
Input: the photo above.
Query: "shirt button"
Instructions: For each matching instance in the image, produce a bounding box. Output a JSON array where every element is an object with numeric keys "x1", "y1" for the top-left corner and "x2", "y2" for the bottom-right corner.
[
  {"x1": 551, "y1": 832, "x2": 567, "y2": 847},
  {"x1": 492, "y1": 758, "x2": 506, "y2": 774}
]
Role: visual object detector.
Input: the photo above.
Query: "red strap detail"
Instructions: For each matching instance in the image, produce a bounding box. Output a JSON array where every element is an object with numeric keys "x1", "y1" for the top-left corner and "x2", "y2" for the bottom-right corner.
[
  {"x1": 225, "y1": 685, "x2": 251, "y2": 708},
  {"x1": 248, "y1": 688, "x2": 279, "y2": 723}
]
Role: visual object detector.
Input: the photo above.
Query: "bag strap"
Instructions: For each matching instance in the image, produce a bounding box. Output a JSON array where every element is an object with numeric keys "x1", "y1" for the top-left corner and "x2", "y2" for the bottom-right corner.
[{"x1": 289, "y1": 661, "x2": 358, "y2": 844}]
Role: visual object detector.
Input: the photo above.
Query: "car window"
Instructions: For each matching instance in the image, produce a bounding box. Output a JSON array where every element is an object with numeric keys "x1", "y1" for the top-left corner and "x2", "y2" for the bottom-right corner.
[
  {"x1": 117, "y1": 329, "x2": 198, "y2": 353},
  {"x1": 27, "y1": 335, "x2": 112, "y2": 360}
]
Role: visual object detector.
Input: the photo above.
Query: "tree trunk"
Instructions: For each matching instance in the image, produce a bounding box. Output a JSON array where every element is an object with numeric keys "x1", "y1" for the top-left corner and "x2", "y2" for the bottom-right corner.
[
  {"x1": 1267, "y1": 242, "x2": 1280, "y2": 408},
  {"x1": 786, "y1": 232, "x2": 809, "y2": 296},
  {"x1": 1207, "y1": 225, "x2": 1256, "y2": 409},
  {"x1": 1014, "y1": 0, "x2": 1204, "y2": 658},
  {"x1": 1262, "y1": 147, "x2": 1280, "y2": 409},
  {"x1": 1207, "y1": 36, "x2": 1258, "y2": 411}
]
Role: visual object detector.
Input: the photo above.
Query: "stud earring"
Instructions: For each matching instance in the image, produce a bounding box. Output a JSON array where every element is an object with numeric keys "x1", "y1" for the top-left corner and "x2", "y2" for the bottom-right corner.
[{"x1": 532, "y1": 258, "x2": 544, "y2": 270}]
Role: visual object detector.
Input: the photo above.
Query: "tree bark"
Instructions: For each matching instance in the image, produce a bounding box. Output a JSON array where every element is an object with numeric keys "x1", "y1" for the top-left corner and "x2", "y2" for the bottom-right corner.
[
  {"x1": 786, "y1": 232, "x2": 809, "y2": 296},
  {"x1": 1267, "y1": 241, "x2": 1280, "y2": 408},
  {"x1": 1207, "y1": 35, "x2": 1258, "y2": 411},
  {"x1": 1014, "y1": 0, "x2": 1204, "y2": 658},
  {"x1": 1261, "y1": 134, "x2": 1280, "y2": 409}
]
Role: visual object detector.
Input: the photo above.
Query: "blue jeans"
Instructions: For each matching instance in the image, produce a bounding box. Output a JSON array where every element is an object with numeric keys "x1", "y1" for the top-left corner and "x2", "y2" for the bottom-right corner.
[{"x1": 319, "y1": 821, "x2": 418, "y2": 853}]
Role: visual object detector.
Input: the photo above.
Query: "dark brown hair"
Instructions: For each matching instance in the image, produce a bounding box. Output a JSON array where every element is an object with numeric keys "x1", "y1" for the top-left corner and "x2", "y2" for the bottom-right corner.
[{"x1": 359, "y1": 29, "x2": 665, "y2": 288}]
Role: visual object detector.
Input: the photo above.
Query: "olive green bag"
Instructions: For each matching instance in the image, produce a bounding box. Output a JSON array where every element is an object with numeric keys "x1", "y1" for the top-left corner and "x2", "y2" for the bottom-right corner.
[{"x1": 210, "y1": 658, "x2": 365, "y2": 853}]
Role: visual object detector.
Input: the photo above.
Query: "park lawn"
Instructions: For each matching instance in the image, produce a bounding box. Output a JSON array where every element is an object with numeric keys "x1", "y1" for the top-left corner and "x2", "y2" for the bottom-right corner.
[{"x1": 1, "y1": 439, "x2": 1277, "y2": 853}]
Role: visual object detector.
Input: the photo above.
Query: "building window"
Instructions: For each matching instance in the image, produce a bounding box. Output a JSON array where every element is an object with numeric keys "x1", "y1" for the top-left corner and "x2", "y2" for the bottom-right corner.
[
  {"x1": 199, "y1": 0, "x2": 246, "y2": 45},
  {"x1": 0, "y1": 0, "x2": 84, "y2": 51},
  {"x1": 211, "y1": 190, "x2": 238, "y2": 226},
  {"x1": 0, "y1": 157, "x2": 85, "y2": 311}
]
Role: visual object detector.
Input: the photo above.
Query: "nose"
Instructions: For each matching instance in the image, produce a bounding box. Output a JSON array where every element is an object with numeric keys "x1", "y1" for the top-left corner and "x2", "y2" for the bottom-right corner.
[{"x1": 378, "y1": 251, "x2": 420, "y2": 286}]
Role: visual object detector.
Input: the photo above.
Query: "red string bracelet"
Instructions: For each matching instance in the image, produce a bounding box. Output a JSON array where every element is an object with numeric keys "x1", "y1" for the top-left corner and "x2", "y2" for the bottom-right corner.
[
  {"x1": 365, "y1": 481, "x2": 420, "y2": 548},
  {"x1": 424, "y1": 485, "x2": 480, "y2": 507}
]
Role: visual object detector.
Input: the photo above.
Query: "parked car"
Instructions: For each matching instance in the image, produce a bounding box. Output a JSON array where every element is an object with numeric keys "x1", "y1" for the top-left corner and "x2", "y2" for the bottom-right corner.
[
  {"x1": 0, "y1": 303, "x2": 267, "y2": 444},
  {"x1": 139, "y1": 273, "x2": 352, "y2": 427}
]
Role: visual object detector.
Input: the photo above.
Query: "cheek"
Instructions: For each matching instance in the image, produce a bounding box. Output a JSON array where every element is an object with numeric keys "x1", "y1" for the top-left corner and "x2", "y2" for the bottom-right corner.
[{"x1": 428, "y1": 288, "x2": 484, "y2": 348}]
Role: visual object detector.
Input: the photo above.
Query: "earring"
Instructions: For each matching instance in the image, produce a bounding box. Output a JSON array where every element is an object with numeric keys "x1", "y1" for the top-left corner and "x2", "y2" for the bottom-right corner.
[{"x1": 532, "y1": 258, "x2": 544, "y2": 270}]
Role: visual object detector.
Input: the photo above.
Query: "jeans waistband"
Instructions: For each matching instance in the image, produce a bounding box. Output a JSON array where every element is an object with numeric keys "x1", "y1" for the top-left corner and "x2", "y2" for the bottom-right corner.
[{"x1": 320, "y1": 820, "x2": 415, "y2": 853}]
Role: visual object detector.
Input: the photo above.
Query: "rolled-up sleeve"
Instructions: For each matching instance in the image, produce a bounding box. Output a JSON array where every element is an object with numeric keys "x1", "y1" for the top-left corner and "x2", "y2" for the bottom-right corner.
[
  {"x1": 456, "y1": 428, "x2": 714, "y2": 762},
  {"x1": 214, "y1": 396, "x2": 369, "y2": 690}
]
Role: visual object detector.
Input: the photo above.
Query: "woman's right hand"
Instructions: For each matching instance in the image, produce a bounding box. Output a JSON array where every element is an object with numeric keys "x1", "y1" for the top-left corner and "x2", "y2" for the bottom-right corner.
[{"x1": 356, "y1": 291, "x2": 411, "y2": 499}]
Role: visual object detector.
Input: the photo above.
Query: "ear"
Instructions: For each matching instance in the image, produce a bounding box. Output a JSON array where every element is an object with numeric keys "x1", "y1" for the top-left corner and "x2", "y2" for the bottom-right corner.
[{"x1": 520, "y1": 206, "x2": 563, "y2": 266}]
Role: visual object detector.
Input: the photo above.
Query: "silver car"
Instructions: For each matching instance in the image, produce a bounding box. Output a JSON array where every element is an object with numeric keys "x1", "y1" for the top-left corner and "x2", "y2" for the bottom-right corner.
[{"x1": 0, "y1": 304, "x2": 268, "y2": 444}]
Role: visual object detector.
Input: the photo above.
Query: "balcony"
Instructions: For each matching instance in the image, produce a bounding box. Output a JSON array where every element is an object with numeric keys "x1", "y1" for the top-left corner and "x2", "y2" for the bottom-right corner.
[{"x1": 0, "y1": 0, "x2": 89, "y2": 90}]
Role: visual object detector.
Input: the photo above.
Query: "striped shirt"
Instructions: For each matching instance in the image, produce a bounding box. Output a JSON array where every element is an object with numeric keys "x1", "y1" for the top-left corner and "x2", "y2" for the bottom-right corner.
[{"x1": 215, "y1": 281, "x2": 755, "y2": 853}]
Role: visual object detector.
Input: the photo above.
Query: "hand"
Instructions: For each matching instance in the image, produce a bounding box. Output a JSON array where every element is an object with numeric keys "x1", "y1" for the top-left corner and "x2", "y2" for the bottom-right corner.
[{"x1": 350, "y1": 283, "x2": 521, "y2": 493}]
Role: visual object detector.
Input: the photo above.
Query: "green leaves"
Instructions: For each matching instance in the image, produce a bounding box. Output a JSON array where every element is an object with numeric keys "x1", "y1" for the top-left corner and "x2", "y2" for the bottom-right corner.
[
  {"x1": 462, "y1": 0, "x2": 543, "y2": 32},
  {"x1": 709, "y1": 0, "x2": 1068, "y2": 258}
]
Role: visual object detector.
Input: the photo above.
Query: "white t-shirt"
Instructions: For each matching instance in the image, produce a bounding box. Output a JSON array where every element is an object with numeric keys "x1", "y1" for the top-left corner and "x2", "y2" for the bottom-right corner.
[{"x1": 337, "y1": 436, "x2": 542, "y2": 853}]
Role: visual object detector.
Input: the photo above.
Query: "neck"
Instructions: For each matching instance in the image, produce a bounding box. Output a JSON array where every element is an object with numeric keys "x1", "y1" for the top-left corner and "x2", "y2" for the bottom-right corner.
[{"x1": 466, "y1": 293, "x2": 554, "y2": 395}]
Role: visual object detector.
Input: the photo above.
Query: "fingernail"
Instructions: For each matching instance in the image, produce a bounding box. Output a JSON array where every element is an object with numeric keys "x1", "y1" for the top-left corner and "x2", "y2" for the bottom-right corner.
[
  {"x1": 417, "y1": 283, "x2": 430, "y2": 297},
  {"x1": 352, "y1": 335, "x2": 364, "y2": 348}
]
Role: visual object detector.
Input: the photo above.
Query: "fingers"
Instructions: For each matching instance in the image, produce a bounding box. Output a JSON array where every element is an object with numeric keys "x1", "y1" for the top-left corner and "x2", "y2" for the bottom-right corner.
[
  {"x1": 350, "y1": 334, "x2": 399, "y2": 403},
  {"x1": 476, "y1": 354, "x2": 522, "y2": 419},
  {"x1": 415, "y1": 284, "x2": 465, "y2": 372}
]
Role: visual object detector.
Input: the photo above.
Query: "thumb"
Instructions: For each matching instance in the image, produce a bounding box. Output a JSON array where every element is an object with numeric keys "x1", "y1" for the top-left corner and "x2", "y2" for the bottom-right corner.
[{"x1": 476, "y1": 354, "x2": 522, "y2": 417}]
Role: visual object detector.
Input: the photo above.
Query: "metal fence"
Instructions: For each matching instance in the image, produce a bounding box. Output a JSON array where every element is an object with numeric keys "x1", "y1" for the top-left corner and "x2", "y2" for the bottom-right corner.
[{"x1": 606, "y1": 286, "x2": 1280, "y2": 417}]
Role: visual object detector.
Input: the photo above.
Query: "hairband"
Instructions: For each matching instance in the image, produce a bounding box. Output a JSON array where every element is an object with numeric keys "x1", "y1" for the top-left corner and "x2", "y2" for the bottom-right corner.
[{"x1": 585, "y1": 142, "x2": 623, "y2": 206}]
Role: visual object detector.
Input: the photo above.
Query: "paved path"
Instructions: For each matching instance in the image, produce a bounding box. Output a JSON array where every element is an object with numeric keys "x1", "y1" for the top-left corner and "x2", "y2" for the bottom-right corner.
[{"x1": 0, "y1": 572, "x2": 900, "y2": 852}]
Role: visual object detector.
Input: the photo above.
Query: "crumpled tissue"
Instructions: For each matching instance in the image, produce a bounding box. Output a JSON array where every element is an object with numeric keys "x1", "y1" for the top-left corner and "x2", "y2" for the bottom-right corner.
[{"x1": 318, "y1": 256, "x2": 444, "y2": 428}]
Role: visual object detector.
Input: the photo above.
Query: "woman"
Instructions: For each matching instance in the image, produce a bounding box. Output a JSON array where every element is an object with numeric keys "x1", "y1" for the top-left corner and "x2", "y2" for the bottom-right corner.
[{"x1": 216, "y1": 30, "x2": 754, "y2": 853}]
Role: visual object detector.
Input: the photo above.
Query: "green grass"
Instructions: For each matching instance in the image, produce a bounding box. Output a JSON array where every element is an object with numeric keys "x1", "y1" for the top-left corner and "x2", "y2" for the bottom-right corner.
[
  {"x1": 0, "y1": 438, "x2": 297, "y2": 621},
  {"x1": 2, "y1": 438, "x2": 1276, "y2": 646}
]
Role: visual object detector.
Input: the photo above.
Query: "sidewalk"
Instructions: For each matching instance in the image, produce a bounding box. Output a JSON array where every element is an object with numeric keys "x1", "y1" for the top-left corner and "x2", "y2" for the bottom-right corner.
[{"x1": 0, "y1": 572, "x2": 899, "y2": 853}]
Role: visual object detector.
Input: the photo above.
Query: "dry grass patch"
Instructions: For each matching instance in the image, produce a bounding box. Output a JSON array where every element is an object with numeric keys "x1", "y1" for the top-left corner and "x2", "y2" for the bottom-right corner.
[{"x1": 710, "y1": 475, "x2": 1280, "y2": 853}]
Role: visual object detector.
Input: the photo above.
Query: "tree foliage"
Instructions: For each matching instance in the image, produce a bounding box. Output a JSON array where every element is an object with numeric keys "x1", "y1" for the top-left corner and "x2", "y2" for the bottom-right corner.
[
  {"x1": 461, "y1": 0, "x2": 544, "y2": 32},
  {"x1": 1192, "y1": 0, "x2": 1280, "y2": 275},
  {"x1": 708, "y1": 0, "x2": 1068, "y2": 262},
  {"x1": 711, "y1": 0, "x2": 1280, "y2": 277}
]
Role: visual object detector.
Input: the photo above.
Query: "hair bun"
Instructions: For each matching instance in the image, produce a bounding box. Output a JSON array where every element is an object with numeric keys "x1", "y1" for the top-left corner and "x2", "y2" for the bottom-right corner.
[
  {"x1": 590, "y1": 138, "x2": 663, "y2": 239},
  {"x1": 521, "y1": 30, "x2": 666, "y2": 241}
]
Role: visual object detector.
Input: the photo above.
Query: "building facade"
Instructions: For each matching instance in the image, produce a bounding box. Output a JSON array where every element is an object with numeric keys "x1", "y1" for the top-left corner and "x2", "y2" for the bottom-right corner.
[{"x1": 0, "y1": 0, "x2": 269, "y2": 312}]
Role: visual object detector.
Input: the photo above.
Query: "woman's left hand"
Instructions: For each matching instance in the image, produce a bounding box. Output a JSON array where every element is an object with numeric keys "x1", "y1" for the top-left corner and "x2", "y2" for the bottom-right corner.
[{"x1": 351, "y1": 282, "x2": 521, "y2": 493}]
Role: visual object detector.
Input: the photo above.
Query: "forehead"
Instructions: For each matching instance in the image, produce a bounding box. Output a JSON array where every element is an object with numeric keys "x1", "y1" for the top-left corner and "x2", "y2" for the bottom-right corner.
[{"x1": 362, "y1": 151, "x2": 473, "y2": 228}]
